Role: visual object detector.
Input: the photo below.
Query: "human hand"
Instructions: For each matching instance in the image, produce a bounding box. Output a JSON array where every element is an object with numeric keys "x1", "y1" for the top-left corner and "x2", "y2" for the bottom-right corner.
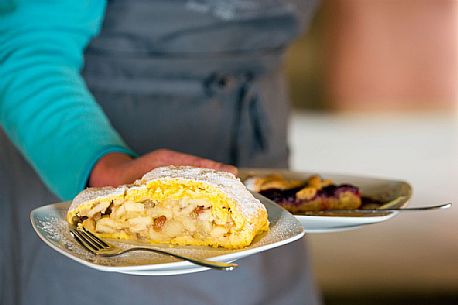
[{"x1": 88, "y1": 149, "x2": 237, "y2": 188}]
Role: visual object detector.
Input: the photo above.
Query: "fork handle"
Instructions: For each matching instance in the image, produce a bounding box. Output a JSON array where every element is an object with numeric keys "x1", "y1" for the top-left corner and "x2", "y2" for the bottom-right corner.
[
  {"x1": 299, "y1": 202, "x2": 452, "y2": 214},
  {"x1": 100, "y1": 247, "x2": 238, "y2": 271}
]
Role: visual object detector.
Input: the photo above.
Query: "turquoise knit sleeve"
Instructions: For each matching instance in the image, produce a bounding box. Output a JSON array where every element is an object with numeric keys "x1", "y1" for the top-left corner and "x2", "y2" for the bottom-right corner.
[{"x1": 0, "y1": 1, "x2": 136, "y2": 200}]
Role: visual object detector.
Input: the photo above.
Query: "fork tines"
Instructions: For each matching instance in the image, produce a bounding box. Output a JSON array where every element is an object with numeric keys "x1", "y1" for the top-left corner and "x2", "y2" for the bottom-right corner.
[
  {"x1": 68, "y1": 225, "x2": 239, "y2": 270},
  {"x1": 70, "y1": 226, "x2": 110, "y2": 253}
]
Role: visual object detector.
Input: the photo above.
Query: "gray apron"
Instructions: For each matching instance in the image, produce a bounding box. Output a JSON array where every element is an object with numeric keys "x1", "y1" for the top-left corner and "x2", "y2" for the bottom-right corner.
[{"x1": 0, "y1": 1, "x2": 321, "y2": 304}]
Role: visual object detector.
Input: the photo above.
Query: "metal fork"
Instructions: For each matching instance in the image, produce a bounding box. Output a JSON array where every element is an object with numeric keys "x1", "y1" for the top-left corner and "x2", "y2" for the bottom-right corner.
[
  {"x1": 298, "y1": 202, "x2": 452, "y2": 215},
  {"x1": 69, "y1": 226, "x2": 238, "y2": 271}
]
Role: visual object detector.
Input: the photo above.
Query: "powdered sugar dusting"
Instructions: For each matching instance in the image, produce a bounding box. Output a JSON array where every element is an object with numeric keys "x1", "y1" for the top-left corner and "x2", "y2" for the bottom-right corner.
[
  {"x1": 141, "y1": 166, "x2": 266, "y2": 220},
  {"x1": 69, "y1": 186, "x2": 126, "y2": 212}
]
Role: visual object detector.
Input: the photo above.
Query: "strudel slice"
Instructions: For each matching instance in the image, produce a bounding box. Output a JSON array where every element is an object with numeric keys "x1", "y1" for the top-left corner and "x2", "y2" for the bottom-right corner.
[{"x1": 67, "y1": 166, "x2": 268, "y2": 249}]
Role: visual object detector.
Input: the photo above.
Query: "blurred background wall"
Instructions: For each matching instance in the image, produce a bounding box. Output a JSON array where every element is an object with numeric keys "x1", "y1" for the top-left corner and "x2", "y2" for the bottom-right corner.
[
  {"x1": 284, "y1": 1, "x2": 458, "y2": 304},
  {"x1": 286, "y1": 0, "x2": 457, "y2": 112}
]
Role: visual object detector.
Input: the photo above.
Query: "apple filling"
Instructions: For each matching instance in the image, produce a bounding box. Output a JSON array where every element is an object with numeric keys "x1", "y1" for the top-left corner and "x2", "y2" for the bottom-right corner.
[{"x1": 74, "y1": 196, "x2": 236, "y2": 244}]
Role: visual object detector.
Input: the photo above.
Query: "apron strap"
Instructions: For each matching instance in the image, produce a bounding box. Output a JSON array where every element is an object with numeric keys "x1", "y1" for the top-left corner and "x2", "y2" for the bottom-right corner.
[{"x1": 204, "y1": 71, "x2": 269, "y2": 166}]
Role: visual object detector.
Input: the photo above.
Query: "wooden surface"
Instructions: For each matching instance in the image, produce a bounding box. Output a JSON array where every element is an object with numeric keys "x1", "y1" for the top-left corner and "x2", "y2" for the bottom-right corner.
[{"x1": 290, "y1": 111, "x2": 458, "y2": 294}]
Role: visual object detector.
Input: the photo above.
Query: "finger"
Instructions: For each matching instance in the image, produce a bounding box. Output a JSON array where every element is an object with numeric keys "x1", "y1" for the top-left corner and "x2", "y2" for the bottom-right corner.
[
  {"x1": 216, "y1": 164, "x2": 238, "y2": 175},
  {"x1": 148, "y1": 149, "x2": 237, "y2": 174},
  {"x1": 175, "y1": 155, "x2": 237, "y2": 174},
  {"x1": 172, "y1": 155, "x2": 220, "y2": 168},
  {"x1": 196, "y1": 160, "x2": 238, "y2": 176}
]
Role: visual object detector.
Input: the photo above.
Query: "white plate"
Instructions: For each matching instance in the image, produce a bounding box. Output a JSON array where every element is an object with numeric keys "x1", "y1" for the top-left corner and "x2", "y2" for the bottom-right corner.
[
  {"x1": 240, "y1": 169, "x2": 412, "y2": 233},
  {"x1": 30, "y1": 193, "x2": 304, "y2": 275},
  {"x1": 292, "y1": 213, "x2": 399, "y2": 233}
]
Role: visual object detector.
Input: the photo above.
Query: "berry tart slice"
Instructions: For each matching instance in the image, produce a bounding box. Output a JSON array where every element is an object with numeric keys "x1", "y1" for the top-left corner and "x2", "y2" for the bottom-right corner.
[{"x1": 245, "y1": 174, "x2": 362, "y2": 214}]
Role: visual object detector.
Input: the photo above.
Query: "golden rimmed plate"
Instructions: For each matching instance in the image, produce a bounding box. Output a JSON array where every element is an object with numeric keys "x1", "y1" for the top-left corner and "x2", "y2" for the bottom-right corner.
[
  {"x1": 239, "y1": 169, "x2": 412, "y2": 233},
  {"x1": 30, "y1": 193, "x2": 304, "y2": 275}
]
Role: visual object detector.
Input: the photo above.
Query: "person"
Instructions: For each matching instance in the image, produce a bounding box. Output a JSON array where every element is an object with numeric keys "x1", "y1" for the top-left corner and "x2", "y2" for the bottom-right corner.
[{"x1": 0, "y1": 1, "x2": 321, "y2": 304}]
